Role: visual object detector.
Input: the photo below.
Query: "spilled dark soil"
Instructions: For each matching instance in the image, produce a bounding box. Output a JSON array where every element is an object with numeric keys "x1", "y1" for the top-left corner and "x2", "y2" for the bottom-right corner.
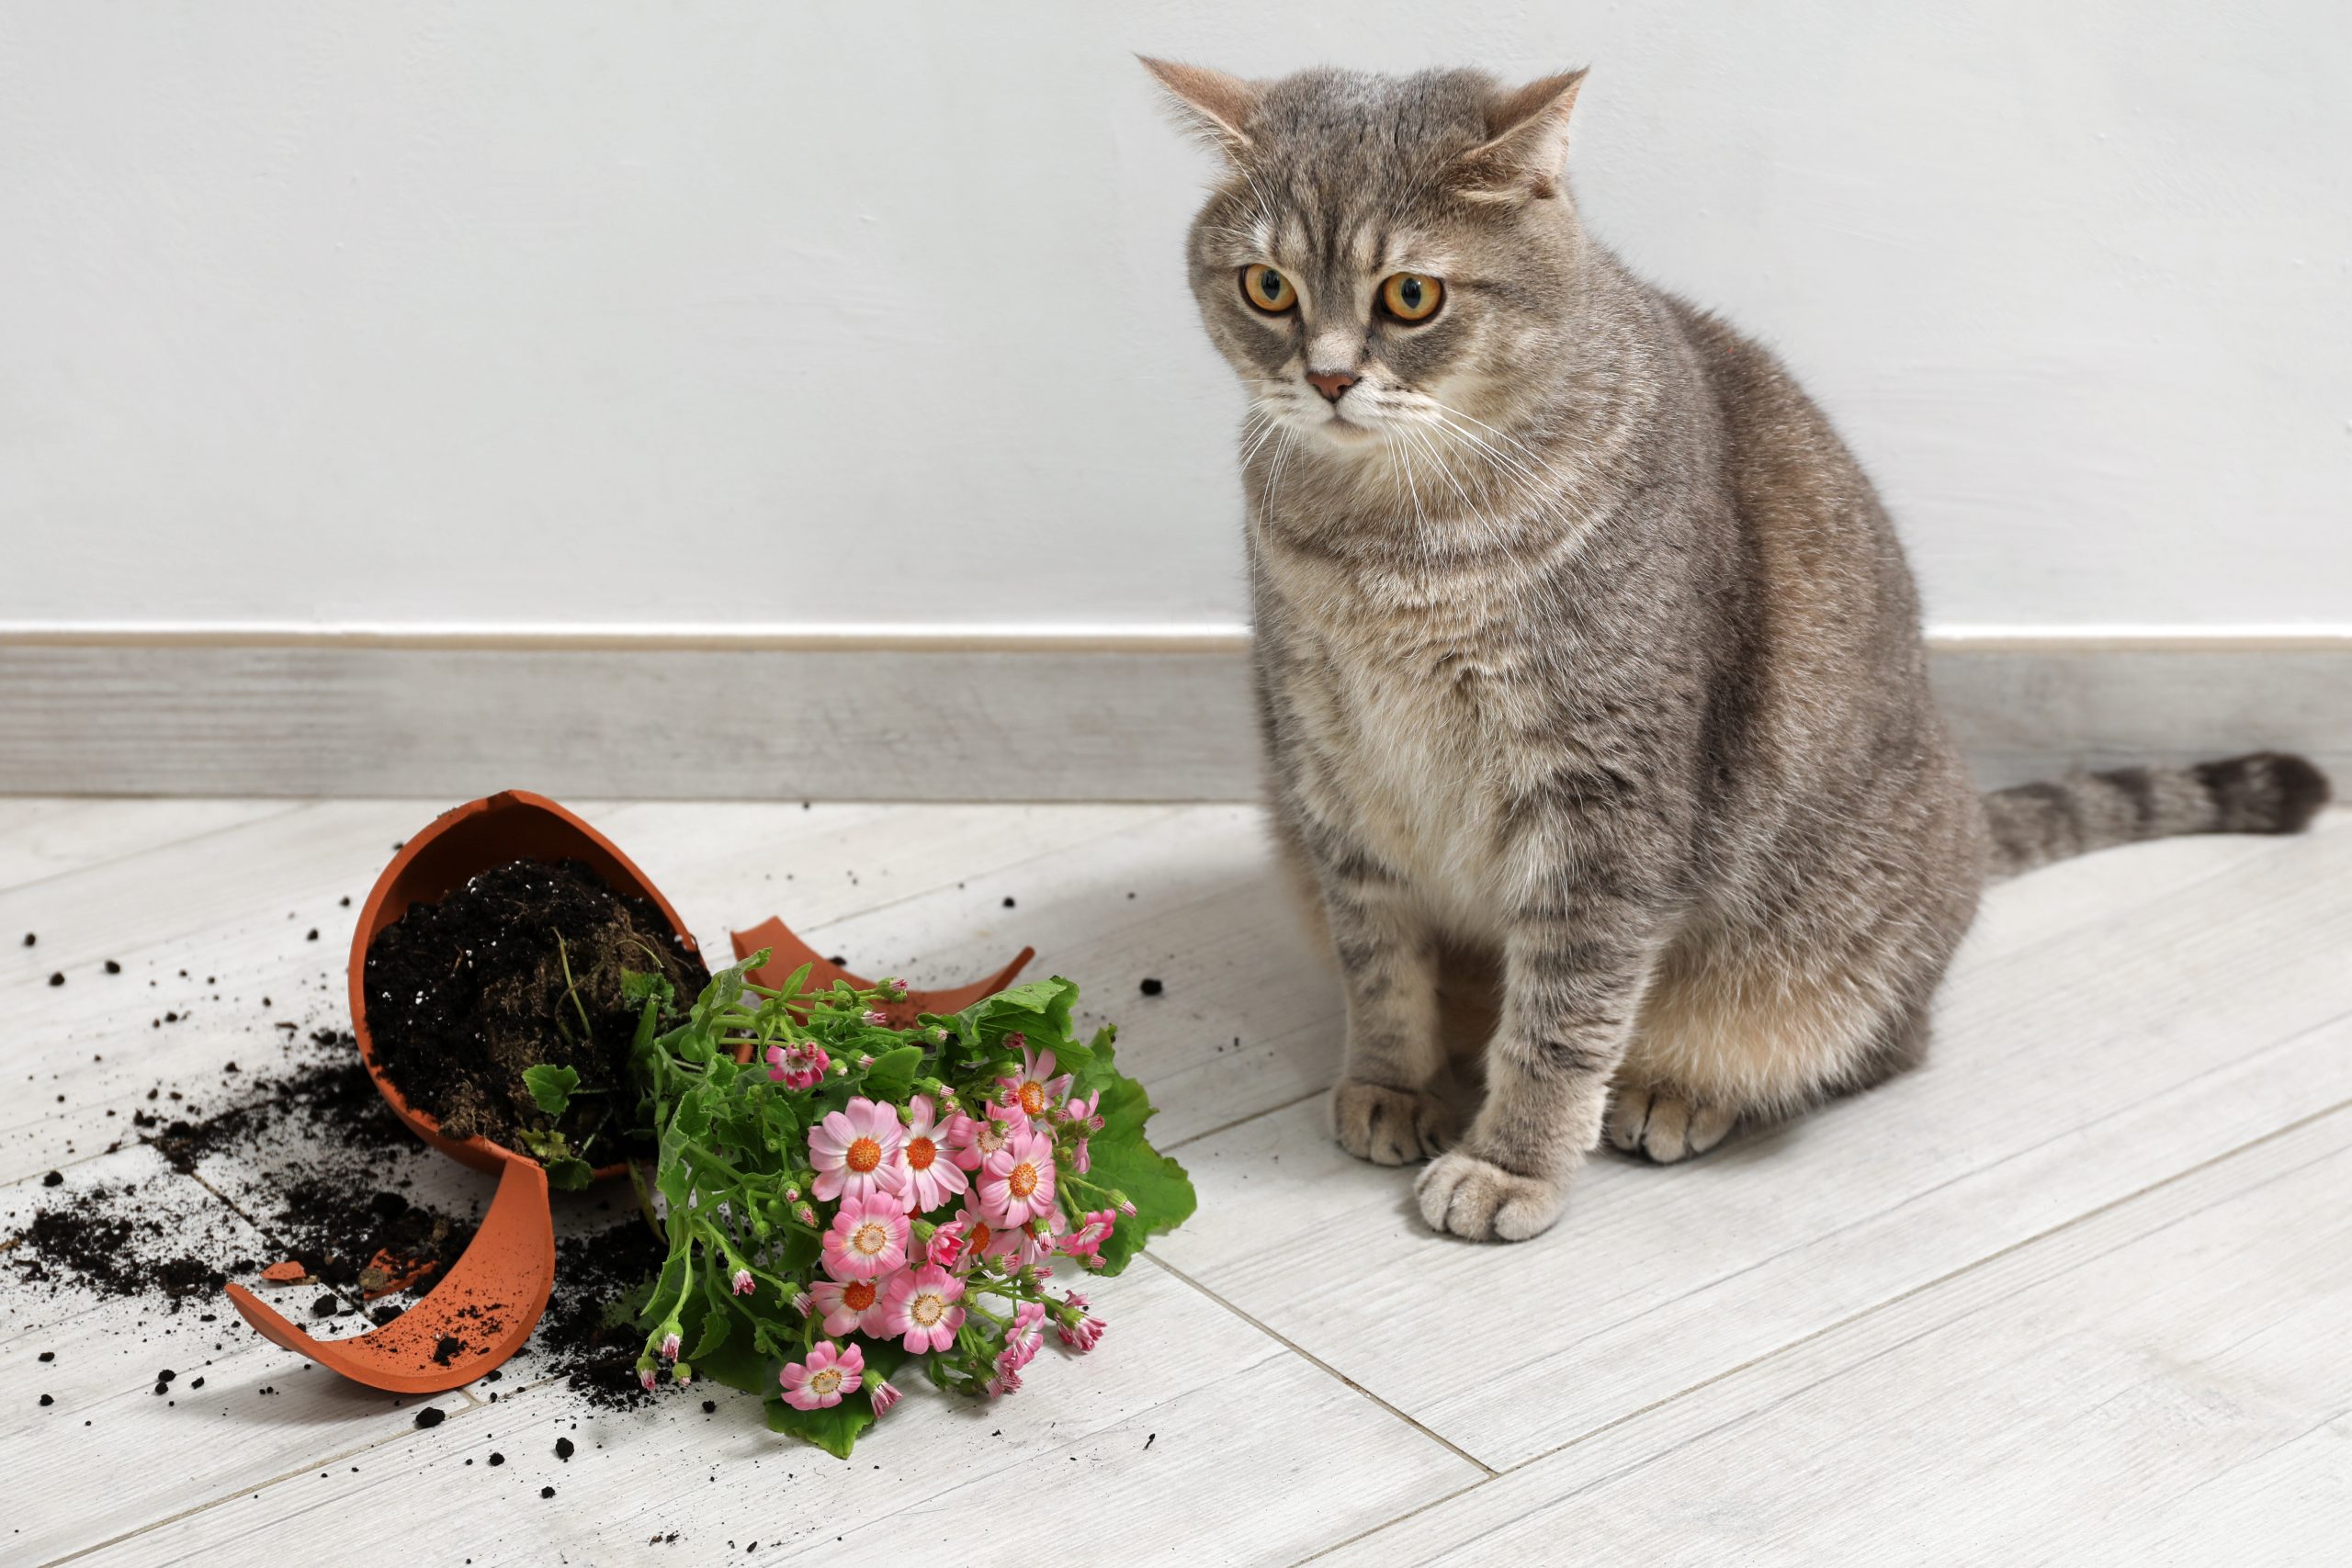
[{"x1": 7, "y1": 1030, "x2": 475, "y2": 1314}]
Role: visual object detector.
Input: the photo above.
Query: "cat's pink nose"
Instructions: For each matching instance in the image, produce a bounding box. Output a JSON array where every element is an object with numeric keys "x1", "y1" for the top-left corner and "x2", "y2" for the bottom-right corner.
[{"x1": 1306, "y1": 369, "x2": 1357, "y2": 403}]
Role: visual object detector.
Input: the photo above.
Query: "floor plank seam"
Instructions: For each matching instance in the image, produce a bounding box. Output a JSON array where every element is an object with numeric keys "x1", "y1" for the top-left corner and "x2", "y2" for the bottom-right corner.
[
  {"x1": 1452, "y1": 998, "x2": 2352, "y2": 1393},
  {"x1": 1165, "y1": 1085, "x2": 1329, "y2": 1153},
  {"x1": 1285, "y1": 1475, "x2": 1500, "y2": 1567},
  {"x1": 1138, "y1": 1251, "x2": 1499, "y2": 1478},
  {"x1": 1495, "y1": 1092, "x2": 2352, "y2": 1486}
]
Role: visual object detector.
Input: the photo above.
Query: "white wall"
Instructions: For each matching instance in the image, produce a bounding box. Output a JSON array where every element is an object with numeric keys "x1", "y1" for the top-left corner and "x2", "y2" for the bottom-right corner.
[{"x1": 2, "y1": 1, "x2": 2346, "y2": 633}]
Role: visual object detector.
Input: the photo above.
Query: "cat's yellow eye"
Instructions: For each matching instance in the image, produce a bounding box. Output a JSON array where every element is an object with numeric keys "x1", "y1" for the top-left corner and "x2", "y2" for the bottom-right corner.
[
  {"x1": 1240, "y1": 265, "x2": 1296, "y2": 314},
  {"x1": 1380, "y1": 272, "x2": 1444, "y2": 323}
]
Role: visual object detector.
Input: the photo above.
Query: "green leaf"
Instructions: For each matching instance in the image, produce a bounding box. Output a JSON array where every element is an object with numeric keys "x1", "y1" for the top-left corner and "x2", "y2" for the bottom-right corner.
[
  {"x1": 861, "y1": 1044, "x2": 924, "y2": 1103},
  {"x1": 688, "y1": 1291, "x2": 733, "y2": 1361},
  {"x1": 954, "y1": 976, "x2": 1080, "y2": 1056},
  {"x1": 521, "y1": 1064, "x2": 581, "y2": 1118},
  {"x1": 545, "y1": 1156, "x2": 594, "y2": 1190},
  {"x1": 620, "y1": 968, "x2": 675, "y2": 1010},
  {"x1": 1073, "y1": 1061, "x2": 1195, "y2": 1276}
]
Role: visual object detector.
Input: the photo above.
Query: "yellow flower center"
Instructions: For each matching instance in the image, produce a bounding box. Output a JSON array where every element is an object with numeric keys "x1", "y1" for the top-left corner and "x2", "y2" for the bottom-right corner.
[
  {"x1": 809, "y1": 1368, "x2": 842, "y2": 1397},
  {"x1": 1018, "y1": 1080, "x2": 1047, "y2": 1116},
  {"x1": 906, "y1": 1135, "x2": 936, "y2": 1172},
  {"x1": 910, "y1": 1292, "x2": 944, "y2": 1327},
  {"x1": 968, "y1": 1221, "x2": 993, "y2": 1255},
  {"x1": 852, "y1": 1220, "x2": 889, "y2": 1257},
  {"x1": 846, "y1": 1135, "x2": 882, "y2": 1174},
  {"x1": 1007, "y1": 1160, "x2": 1038, "y2": 1200}
]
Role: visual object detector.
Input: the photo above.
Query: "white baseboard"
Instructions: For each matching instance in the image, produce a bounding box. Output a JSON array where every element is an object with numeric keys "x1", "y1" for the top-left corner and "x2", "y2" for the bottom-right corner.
[{"x1": 3, "y1": 625, "x2": 2346, "y2": 800}]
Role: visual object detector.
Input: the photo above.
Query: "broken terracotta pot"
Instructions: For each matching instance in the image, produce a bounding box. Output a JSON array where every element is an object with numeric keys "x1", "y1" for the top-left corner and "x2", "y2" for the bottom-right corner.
[
  {"x1": 728, "y1": 919, "x2": 1034, "y2": 1051},
  {"x1": 224, "y1": 788, "x2": 1034, "y2": 1395}
]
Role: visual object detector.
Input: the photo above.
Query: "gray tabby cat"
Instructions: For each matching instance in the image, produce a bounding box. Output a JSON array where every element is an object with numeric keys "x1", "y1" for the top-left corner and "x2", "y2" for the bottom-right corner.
[{"x1": 1146, "y1": 59, "x2": 2331, "y2": 1241}]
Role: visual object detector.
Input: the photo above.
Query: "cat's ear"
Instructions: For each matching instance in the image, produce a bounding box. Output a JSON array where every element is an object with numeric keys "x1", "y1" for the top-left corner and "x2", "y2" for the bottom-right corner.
[
  {"x1": 1451, "y1": 68, "x2": 1589, "y2": 202},
  {"x1": 1139, "y1": 57, "x2": 1261, "y2": 159}
]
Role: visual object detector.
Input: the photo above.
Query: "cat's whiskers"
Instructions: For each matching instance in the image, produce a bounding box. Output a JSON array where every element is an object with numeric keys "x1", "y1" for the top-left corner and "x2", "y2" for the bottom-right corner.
[
  {"x1": 1424, "y1": 412, "x2": 1561, "y2": 524},
  {"x1": 1238, "y1": 407, "x2": 1286, "y2": 468},
  {"x1": 1396, "y1": 420, "x2": 1506, "y2": 551},
  {"x1": 1423, "y1": 402, "x2": 1549, "y2": 492}
]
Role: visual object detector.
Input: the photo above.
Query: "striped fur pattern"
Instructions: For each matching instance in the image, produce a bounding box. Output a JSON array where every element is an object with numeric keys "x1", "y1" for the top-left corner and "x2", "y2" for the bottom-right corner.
[
  {"x1": 1984, "y1": 753, "x2": 2328, "y2": 878},
  {"x1": 1148, "y1": 62, "x2": 2333, "y2": 1241}
]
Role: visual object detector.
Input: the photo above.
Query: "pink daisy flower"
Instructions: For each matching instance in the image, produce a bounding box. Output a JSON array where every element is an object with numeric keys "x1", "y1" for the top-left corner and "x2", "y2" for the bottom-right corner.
[
  {"x1": 992, "y1": 1043, "x2": 1077, "y2": 1128},
  {"x1": 945, "y1": 1105, "x2": 1022, "y2": 1173},
  {"x1": 926, "y1": 1214, "x2": 972, "y2": 1269},
  {"x1": 1002, "y1": 1300, "x2": 1046, "y2": 1371},
  {"x1": 808, "y1": 1097, "x2": 907, "y2": 1204},
  {"x1": 766, "y1": 1041, "x2": 829, "y2": 1091},
  {"x1": 896, "y1": 1093, "x2": 968, "y2": 1215},
  {"x1": 808, "y1": 1274, "x2": 892, "y2": 1337},
  {"x1": 950, "y1": 1191, "x2": 1023, "y2": 1271},
  {"x1": 977, "y1": 1125, "x2": 1057, "y2": 1229},
  {"x1": 820, "y1": 1194, "x2": 910, "y2": 1282},
  {"x1": 880, "y1": 1263, "x2": 967, "y2": 1354},
  {"x1": 999, "y1": 1041, "x2": 1074, "y2": 1124},
  {"x1": 1062, "y1": 1208, "x2": 1116, "y2": 1267},
  {"x1": 779, "y1": 1339, "x2": 864, "y2": 1411}
]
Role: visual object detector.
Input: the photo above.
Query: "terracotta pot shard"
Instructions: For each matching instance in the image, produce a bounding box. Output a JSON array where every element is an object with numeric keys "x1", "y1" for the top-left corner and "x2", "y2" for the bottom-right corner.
[{"x1": 226, "y1": 790, "x2": 696, "y2": 1394}]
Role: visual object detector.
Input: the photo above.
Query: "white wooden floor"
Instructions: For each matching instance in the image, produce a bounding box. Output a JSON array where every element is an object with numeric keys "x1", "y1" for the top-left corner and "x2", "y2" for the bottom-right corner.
[{"x1": 5, "y1": 796, "x2": 2350, "y2": 1566}]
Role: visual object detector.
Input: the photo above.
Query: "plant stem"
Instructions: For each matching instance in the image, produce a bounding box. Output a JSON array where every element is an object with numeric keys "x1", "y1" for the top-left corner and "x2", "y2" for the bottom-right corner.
[{"x1": 553, "y1": 931, "x2": 595, "y2": 1041}]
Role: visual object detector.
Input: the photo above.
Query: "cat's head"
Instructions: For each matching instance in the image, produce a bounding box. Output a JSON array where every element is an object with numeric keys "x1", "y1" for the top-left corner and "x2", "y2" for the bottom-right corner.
[{"x1": 1147, "y1": 61, "x2": 1590, "y2": 461}]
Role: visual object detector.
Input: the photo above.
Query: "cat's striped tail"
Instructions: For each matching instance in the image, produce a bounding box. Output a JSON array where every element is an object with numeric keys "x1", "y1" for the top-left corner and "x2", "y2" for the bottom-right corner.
[{"x1": 1984, "y1": 750, "x2": 2331, "y2": 879}]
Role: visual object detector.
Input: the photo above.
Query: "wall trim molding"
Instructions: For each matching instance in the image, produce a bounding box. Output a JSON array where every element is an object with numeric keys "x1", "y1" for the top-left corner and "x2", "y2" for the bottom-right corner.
[
  {"x1": 0, "y1": 621, "x2": 1260, "y2": 656},
  {"x1": 3, "y1": 624, "x2": 2346, "y2": 801},
  {"x1": 6, "y1": 620, "x2": 2351, "y2": 656}
]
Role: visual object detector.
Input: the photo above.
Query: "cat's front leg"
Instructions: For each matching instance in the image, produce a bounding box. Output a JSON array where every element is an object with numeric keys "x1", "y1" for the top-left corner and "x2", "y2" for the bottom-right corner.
[
  {"x1": 1416, "y1": 877, "x2": 1659, "y2": 1241},
  {"x1": 1320, "y1": 861, "x2": 1457, "y2": 1166}
]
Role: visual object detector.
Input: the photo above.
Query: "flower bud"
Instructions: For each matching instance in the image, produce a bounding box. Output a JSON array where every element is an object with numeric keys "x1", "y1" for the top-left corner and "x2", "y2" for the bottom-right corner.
[{"x1": 672, "y1": 1360, "x2": 692, "y2": 1384}]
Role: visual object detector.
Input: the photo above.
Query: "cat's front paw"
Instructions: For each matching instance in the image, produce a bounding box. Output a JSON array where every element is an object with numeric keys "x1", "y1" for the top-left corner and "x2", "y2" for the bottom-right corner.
[
  {"x1": 1414, "y1": 1149, "x2": 1567, "y2": 1241},
  {"x1": 1333, "y1": 1079, "x2": 1456, "y2": 1165}
]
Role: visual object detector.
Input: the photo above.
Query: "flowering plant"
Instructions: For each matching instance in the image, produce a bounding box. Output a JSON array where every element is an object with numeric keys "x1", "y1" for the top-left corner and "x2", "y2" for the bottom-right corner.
[{"x1": 564, "y1": 951, "x2": 1194, "y2": 1457}]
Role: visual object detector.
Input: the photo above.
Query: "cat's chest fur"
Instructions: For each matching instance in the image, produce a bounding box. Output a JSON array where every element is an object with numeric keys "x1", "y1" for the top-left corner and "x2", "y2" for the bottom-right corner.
[{"x1": 1272, "y1": 556, "x2": 1558, "y2": 938}]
